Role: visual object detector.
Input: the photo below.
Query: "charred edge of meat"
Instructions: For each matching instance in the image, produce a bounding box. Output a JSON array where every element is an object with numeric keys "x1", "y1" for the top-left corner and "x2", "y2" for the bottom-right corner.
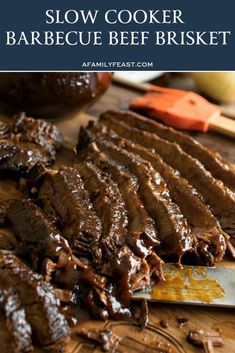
[
  {"x1": 0, "y1": 286, "x2": 33, "y2": 353},
  {"x1": 38, "y1": 166, "x2": 103, "y2": 264},
  {"x1": 77, "y1": 121, "x2": 97, "y2": 153},
  {"x1": 0, "y1": 253, "x2": 70, "y2": 351},
  {"x1": 0, "y1": 113, "x2": 62, "y2": 176},
  {"x1": 12, "y1": 112, "x2": 63, "y2": 150},
  {"x1": 0, "y1": 141, "x2": 55, "y2": 173}
]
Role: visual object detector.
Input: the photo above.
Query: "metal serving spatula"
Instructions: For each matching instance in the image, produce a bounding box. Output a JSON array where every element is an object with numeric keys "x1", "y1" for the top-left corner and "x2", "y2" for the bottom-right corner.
[{"x1": 132, "y1": 264, "x2": 235, "y2": 308}]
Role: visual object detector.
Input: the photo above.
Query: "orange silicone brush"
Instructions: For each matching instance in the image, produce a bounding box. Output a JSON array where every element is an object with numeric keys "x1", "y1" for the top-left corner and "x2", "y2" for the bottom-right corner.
[
  {"x1": 113, "y1": 76, "x2": 235, "y2": 138},
  {"x1": 130, "y1": 87, "x2": 221, "y2": 132}
]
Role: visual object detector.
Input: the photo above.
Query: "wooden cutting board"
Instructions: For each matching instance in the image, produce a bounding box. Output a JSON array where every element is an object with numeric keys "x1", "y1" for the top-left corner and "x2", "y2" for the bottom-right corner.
[{"x1": 1, "y1": 82, "x2": 235, "y2": 353}]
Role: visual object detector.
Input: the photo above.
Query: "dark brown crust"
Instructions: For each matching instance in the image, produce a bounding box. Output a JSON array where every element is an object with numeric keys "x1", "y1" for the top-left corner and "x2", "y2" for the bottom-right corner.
[{"x1": 0, "y1": 113, "x2": 62, "y2": 176}]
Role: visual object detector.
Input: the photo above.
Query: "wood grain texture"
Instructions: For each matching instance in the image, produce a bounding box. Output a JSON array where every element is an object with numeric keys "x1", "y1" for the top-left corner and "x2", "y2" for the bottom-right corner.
[{"x1": 1, "y1": 82, "x2": 235, "y2": 353}]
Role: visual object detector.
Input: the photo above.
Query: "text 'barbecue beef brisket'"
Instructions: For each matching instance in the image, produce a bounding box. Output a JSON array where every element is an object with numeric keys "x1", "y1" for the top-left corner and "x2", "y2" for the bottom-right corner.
[
  {"x1": 99, "y1": 113, "x2": 235, "y2": 238},
  {"x1": 0, "y1": 254, "x2": 70, "y2": 352},
  {"x1": 0, "y1": 287, "x2": 33, "y2": 353},
  {"x1": 0, "y1": 113, "x2": 62, "y2": 176},
  {"x1": 82, "y1": 121, "x2": 227, "y2": 265}
]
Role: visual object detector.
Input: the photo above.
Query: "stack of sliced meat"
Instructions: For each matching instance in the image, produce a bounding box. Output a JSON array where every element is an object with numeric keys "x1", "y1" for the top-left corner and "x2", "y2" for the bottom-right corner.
[
  {"x1": 1, "y1": 110, "x2": 235, "y2": 343},
  {"x1": 77, "y1": 110, "x2": 234, "y2": 269},
  {"x1": 0, "y1": 114, "x2": 71, "y2": 353}
]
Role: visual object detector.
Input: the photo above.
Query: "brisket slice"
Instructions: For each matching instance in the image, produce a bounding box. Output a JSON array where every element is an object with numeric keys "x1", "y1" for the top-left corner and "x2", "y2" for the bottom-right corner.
[
  {"x1": 79, "y1": 153, "x2": 160, "y2": 256},
  {"x1": 111, "y1": 136, "x2": 226, "y2": 264},
  {"x1": 78, "y1": 126, "x2": 160, "y2": 255},
  {"x1": 78, "y1": 151, "x2": 163, "y2": 278},
  {"x1": 0, "y1": 254, "x2": 70, "y2": 352},
  {"x1": 11, "y1": 112, "x2": 62, "y2": 157},
  {"x1": 82, "y1": 122, "x2": 227, "y2": 265},
  {"x1": 75, "y1": 161, "x2": 128, "y2": 256},
  {"x1": 0, "y1": 287, "x2": 33, "y2": 353},
  {"x1": 0, "y1": 113, "x2": 62, "y2": 176},
  {"x1": 99, "y1": 116, "x2": 235, "y2": 237},
  {"x1": 4, "y1": 192, "x2": 130, "y2": 319},
  {"x1": 0, "y1": 141, "x2": 50, "y2": 175},
  {"x1": 104, "y1": 110, "x2": 235, "y2": 192},
  {"x1": 6, "y1": 198, "x2": 87, "y2": 293},
  {"x1": 75, "y1": 161, "x2": 157, "y2": 292},
  {"x1": 79, "y1": 135, "x2": 193, "y2": 258},
  {"x1": 6, "y1": 199, "x2": 71, "y2": 265},
  {"x1": 38, "y1": 166, "x2": 133, "y2": 319},
  {"x1": 39, "y1": 166, "x2": 102, "y2": 264}
]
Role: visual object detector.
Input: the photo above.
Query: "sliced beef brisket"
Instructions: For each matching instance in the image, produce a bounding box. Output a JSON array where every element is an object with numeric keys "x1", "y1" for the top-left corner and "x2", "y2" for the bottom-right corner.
[
  {"x1": 104, "y1": 110, "x2": 235, "y2": 192},
  {"x1": 37, "y1": 166, "x2": 136, "y2": 318},
  {"x1": 80, "y1": 153, "x2": 159, "y2": 256},
  {"x1": 82, "y1": 122, "x2": 227, "y2": 265},
  {"x1": 0, "y1": 287, "x2": 33, "y2": 353},
  {"x1": 0, "y1": 113, "x2": 62, "y2": 176},
  {"x1": 114, "y1": 137, "x2": 227, "y2": 264},
  {"x1": 75, "y1": 161, "x2": 128, "y2": 256},
  {"x1": 79, "y1": 137, "x2": 193, "y2": 258},
  {"x1": 75, "y1": 161, "x2": 157, "y2": 293},
  {"x1": 0, "y1": 254, "x2": 70, "y2": 352},
  {"x1": 6, "y1": 199, "x2": 71, "y2": 266},
  {"x1": 78, "y1": 150, "x2": 163, "y2": 278},
  {"x1": 99, "y1": 115, "x2": 235, "y2": 237},
  {"x1": 39, "y1": 166, "x2": 102, "y2": 264}
]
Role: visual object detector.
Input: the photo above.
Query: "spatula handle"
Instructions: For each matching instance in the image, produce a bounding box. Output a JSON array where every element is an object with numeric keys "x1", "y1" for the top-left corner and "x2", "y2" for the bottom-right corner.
[{"x1": 209, "y1": 115, "x2": 235, "y2": 139}]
